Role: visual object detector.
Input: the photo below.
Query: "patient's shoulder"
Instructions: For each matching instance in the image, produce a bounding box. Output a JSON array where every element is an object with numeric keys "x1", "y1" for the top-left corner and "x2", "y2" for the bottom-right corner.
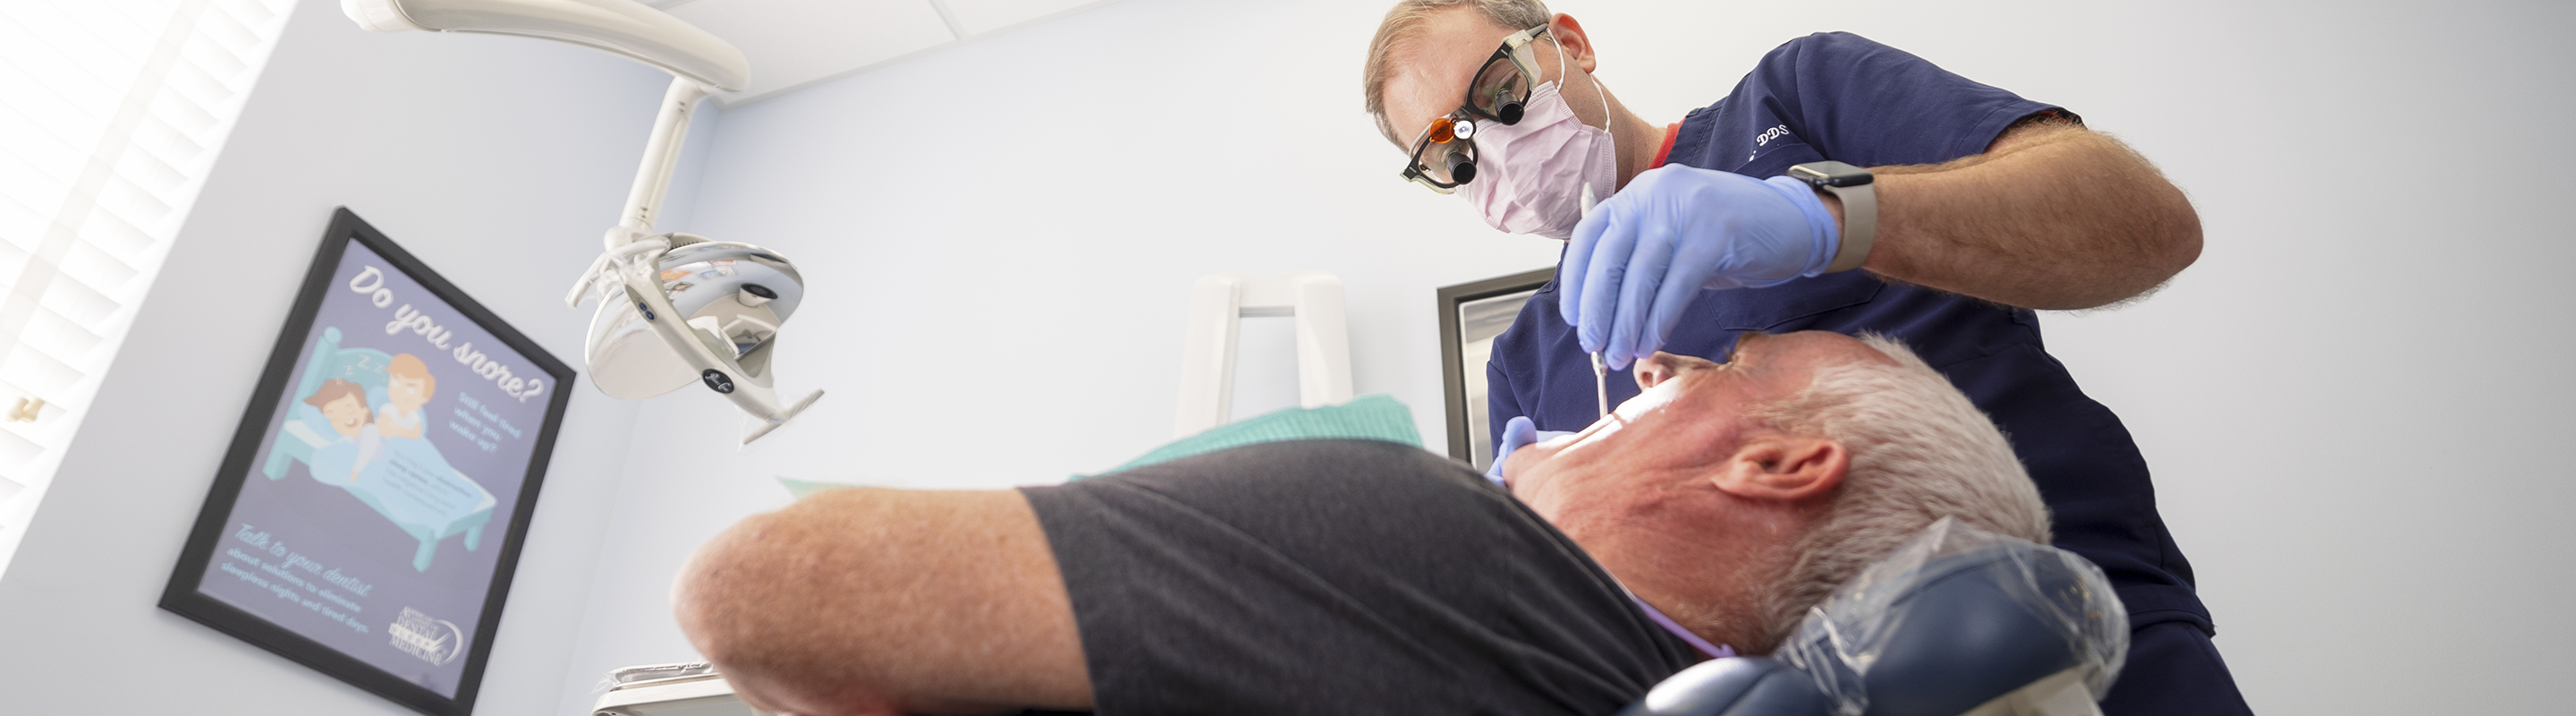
[
  {"x1": 1072, "y1": 439, "x2": 1498, "y2": 507},
  {"x1": 1029, "y1": 438, "x2": 1555, "y2": 568}
]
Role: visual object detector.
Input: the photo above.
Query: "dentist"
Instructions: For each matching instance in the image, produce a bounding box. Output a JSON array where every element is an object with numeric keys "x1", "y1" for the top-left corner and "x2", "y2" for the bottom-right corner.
[{"x1": 1363, "y1": 2, "x2": 2243, "y2": 712}]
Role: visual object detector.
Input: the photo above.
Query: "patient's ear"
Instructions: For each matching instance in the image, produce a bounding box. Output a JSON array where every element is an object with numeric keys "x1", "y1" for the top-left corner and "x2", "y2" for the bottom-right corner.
[{"x1": 1710, "y1": 435, "x2": 1846, "y2": 502}]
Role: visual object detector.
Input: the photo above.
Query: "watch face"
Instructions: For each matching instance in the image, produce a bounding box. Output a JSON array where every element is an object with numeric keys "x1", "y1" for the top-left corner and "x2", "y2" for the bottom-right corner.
[{"x1": 1791, "y1": 161, "x2": 1872, "y2": 186}]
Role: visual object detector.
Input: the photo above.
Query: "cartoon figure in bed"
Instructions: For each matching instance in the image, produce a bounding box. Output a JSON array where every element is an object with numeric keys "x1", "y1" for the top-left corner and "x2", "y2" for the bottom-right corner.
[
  {"x1": 301, "y1": 378, "x2": 381, "y2": 483},
  {"x1": 377, "y1": 354, "x2": 435, "y2": 439},
  {"x1": 263, "y1": 327, "x2": 498, "y2": 572}
]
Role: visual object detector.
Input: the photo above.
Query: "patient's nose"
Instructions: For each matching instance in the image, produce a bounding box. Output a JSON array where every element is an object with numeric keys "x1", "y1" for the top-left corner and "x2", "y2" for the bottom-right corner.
[{"x1": 1634, "y1": 352, "x2": 1686, "y2": 388}]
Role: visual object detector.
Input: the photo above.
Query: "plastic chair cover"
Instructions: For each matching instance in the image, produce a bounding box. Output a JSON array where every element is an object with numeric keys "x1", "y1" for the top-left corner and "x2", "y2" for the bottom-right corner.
[{"x1": 1774, "y1": 517, "x2": 2129, "y2": 716}]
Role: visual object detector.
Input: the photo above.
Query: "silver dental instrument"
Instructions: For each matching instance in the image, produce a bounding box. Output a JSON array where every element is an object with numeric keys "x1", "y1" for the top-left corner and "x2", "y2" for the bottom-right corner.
[
  {"x1": 1580, "y1": 183, "x2": 1607, "y2": 420},
  {"x1": 1591, "y1": 351, "x2": 1609, "y2": 419}
]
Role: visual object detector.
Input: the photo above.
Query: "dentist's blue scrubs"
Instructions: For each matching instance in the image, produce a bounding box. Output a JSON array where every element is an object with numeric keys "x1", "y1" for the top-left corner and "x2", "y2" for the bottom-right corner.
[{"x1": 1485, "y1": 32, "x2": 2252, "y2": 714}]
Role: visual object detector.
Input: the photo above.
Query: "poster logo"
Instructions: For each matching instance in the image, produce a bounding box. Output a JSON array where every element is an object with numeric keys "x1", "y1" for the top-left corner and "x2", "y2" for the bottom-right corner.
[{"x1": 389, "y1": 607, "x2": 463, "y2": 665}]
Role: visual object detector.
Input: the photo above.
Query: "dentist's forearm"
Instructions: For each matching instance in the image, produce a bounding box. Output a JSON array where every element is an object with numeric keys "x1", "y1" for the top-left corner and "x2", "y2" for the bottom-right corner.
[{"x1": 1828, "y1": 121, "x2": 2203, "y2": 310}]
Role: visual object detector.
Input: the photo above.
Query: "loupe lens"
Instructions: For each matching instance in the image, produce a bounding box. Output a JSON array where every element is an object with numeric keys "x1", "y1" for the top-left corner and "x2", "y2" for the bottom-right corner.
[
  {"x1": 1471, "y1": 54, "x2": 1531, "y2": 124},
  {"x1": 1445, "y1": 151, "x2": 1477, "y2": 184}
]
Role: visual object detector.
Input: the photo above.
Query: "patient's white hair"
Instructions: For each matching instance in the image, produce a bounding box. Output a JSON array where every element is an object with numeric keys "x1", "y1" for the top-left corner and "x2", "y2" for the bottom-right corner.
[{"x1": 1743, "y1": 334, "x2": 2050, "y2": 650}]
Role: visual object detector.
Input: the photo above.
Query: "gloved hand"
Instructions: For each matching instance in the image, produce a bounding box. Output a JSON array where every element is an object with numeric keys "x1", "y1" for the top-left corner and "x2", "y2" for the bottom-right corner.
[
  {"x1": 1561, "y1": 165, "x2": 1840, "y2": 370},
  {"x1": 1486, "y1": 415, "x2": 1576, "y2": 486}
]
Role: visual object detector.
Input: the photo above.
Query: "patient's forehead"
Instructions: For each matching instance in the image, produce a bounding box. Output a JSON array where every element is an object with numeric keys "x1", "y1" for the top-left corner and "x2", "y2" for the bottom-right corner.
[
  {"x1": 1747, "y1": 331, "x2": 1890, "y2": 371},
  {"x1": 1668, "y1": 332, "x2": 1891, "y2": 405}
]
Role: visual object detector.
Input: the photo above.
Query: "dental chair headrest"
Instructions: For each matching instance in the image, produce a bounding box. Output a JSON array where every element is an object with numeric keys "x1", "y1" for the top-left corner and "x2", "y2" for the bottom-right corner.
[{"x1": 1619, "y1": 517, "x2": 2129, "y2": 716}]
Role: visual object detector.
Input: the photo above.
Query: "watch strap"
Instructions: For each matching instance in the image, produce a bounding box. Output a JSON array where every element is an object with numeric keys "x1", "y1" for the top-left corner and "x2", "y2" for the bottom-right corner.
[{"x1": 1821, "y1": 181, "x2": 1876, "y2": 273}]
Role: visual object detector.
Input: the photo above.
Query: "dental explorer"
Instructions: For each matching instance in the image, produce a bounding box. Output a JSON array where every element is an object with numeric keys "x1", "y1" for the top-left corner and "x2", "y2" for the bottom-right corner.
[{"x1": 1579, "y1": 183, "x2": 1607, "y2": 420}]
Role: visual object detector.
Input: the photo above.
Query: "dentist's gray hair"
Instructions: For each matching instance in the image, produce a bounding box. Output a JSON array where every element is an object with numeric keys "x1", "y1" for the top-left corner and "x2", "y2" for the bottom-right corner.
[
  {"x1": 1362, "y1": 0, "x2": 1554, "y2": 145},
  {"x1": 1742, "y1": 333, "x2": 2052, "y2": 652}
]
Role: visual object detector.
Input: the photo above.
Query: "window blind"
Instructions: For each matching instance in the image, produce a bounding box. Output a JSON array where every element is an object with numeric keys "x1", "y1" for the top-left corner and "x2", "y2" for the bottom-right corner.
[{"x1": 0, "y1": 0, "x2": 297, "y2": 575}]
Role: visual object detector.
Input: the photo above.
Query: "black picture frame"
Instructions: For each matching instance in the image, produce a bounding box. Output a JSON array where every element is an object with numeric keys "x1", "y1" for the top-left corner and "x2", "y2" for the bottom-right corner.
[
  {"x1": 1436, "y1": 267, "x2": 1555, "y2": 470},
  {"x1": 160, "y1": 208, "x2": 575, "y2": 716}
]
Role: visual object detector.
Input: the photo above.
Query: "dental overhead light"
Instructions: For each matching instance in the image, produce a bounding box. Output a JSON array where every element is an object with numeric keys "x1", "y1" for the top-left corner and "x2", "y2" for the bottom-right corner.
[{"x1": 344, "y1": 0, "x2": 823, "y2": 444}]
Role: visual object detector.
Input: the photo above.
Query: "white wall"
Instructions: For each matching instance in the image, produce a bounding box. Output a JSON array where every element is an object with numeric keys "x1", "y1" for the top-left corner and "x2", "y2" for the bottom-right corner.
[
  {"x1": 0, "y1": 0, "x2": 684, "y2": 712},
  {"x1": 566, "y1": 1, "x2": 2576, "y2": 715},
  {"x1": 2015, "y1": 4, "x2": 2576, "y2": 712}
]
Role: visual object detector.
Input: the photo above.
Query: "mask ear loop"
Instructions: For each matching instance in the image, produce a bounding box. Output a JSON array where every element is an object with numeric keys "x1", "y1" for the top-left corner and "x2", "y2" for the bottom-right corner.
[
  {"x1": 1553, "y1": 33, "x2": 1618, "y2": 205},
  {"x1": 1548, "y1": 34, "x2": 1611, "y2": 126}
]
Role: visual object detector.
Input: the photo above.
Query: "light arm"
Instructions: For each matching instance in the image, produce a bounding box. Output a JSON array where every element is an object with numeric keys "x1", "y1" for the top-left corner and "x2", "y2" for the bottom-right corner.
[
  {"x1": 347, "y1": 0, "x2": 723, "y2": 243},
  {"x1": 342, "y1": 0, "x2": 747, "y2": 91},
  {"x1": 350, "y1": 0, "x2": 823, "y2": 439},
  {"x1": 1848, "y1": 121, "x2": 2204, "y2": 310},
  {"x1": 616, "y1": 77, "x2": 709, "y2": 238},
  {"x1": 674, "y1": 489, "x2": 1094, "y2": 715}
]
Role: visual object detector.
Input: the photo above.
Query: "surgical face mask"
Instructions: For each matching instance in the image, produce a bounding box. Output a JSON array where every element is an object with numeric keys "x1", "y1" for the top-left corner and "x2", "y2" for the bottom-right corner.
[{"x1": 1460, "y1": 70, "x2": 1616, "y2": 240}]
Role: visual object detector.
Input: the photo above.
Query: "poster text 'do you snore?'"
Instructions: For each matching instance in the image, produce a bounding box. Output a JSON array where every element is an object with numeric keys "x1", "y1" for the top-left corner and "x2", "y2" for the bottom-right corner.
[{"x1": 347, "y1": 266, "x2": 547, "y2": 405}]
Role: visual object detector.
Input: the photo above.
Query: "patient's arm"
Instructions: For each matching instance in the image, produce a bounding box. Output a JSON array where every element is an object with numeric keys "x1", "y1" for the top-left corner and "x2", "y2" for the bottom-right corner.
[{"x1": 674, "y1": 489, "x2": 1091, "y2": 715}]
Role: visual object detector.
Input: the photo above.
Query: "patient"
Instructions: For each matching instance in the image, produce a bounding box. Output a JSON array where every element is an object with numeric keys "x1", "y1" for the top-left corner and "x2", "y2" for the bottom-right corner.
[
  {"x1": 304, "y1": 378, "x2": 380, "y2": 483},
  {"x1": 673, "y1": 331, "x2": 2050, "y2": 716}
]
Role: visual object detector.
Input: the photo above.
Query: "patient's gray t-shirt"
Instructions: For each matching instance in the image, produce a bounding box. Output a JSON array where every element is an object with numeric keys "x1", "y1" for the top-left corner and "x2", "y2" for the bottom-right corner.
[{"x1": 1019, "y1": 439, "x2": 1697, "y2": 716}]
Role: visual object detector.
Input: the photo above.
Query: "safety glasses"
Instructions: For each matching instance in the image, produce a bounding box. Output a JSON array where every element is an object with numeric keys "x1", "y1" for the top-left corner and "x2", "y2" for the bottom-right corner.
[{"x1": 1399, "y1": 24, "x2": 1551, "y2": 194}]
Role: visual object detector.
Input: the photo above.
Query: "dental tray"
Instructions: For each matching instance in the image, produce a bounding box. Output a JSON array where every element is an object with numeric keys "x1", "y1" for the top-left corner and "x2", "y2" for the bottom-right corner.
[{"x1": 591, "y1": 662, "x2": 772, "y2": 716}]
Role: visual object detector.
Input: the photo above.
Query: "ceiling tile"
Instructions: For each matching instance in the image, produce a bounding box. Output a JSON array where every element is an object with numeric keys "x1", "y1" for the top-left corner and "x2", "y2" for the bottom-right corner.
[
  {"x1": 668, "y1": 0, "x2": 958, "y2": 101},
  {"x1": 939, "y1": 0, "x2": 1107, "y2": 36}
]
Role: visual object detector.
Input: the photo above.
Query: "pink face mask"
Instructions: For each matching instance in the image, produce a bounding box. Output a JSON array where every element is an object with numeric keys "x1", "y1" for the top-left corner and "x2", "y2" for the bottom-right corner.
[{"x1": 1460, "y1": 73, "x2": 1617, "y2": 240}]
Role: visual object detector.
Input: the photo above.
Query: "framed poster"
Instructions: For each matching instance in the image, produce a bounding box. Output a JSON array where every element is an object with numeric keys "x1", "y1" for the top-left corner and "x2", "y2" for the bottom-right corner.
[
  {"x1": 1436, "y1": 267, "x2": 1555, "y2": 472},
  {"x1": 161, "y1": 208, "x2": 574, "y2": 716}
]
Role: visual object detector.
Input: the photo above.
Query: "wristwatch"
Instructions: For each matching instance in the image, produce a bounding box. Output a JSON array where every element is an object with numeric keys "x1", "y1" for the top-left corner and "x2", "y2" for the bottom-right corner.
[{"x1": 1787, "y1": 161, "x2": 1876, "y2": 272}]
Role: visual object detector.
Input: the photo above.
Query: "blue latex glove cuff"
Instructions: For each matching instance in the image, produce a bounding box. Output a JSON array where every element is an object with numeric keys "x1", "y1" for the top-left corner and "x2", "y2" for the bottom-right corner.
[
  {"x1": 1486, "y1": 415, "x2": 1575, "y2": 486},
  {"x1": 1758, "y1": 175, "x2": 1842, "y2": 279}
]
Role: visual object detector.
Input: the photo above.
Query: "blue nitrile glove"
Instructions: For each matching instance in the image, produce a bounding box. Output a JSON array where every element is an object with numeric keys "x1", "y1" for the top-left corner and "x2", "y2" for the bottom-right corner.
[
  {"x1": 1486, "y1": 415, "x2": 1577, "y2": 486},
  {"x1": 1561, "y1": 165, "x2": 1839, "y2": 370}
]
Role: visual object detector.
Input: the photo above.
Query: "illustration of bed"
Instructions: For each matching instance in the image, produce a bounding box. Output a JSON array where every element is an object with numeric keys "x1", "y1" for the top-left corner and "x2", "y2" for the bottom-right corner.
[{"x1": 260, "y1": 327, "x2": 497, "y2": 572}]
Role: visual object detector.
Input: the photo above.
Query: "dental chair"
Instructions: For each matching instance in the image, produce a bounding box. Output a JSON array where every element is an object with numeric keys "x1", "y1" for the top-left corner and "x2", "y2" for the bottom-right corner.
[
  {"x1": 1616, "y1": 517, "x2": 2129, "y2": 716},
  {"x1": 593, "y1": 517, "x2": 2124, "y2": 716}
]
